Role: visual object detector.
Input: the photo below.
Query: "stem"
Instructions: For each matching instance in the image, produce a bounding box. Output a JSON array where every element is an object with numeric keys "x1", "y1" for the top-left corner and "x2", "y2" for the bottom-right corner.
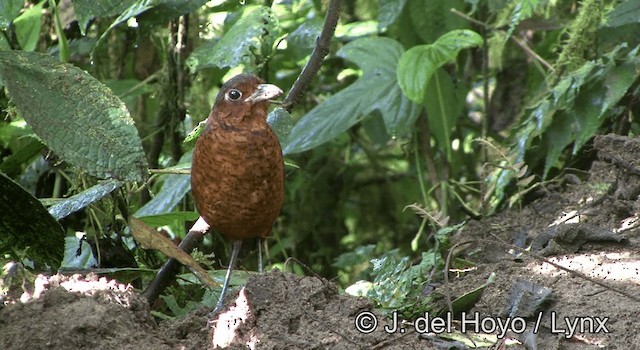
[{"x1": 283, "y1": 0, "x2": 340, "y2": 111}]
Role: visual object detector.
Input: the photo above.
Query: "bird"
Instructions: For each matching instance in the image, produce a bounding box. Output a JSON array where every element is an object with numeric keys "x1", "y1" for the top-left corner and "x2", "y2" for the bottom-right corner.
[{"x1": 190, "y1": 73, "x2": 285, "y2": 314}]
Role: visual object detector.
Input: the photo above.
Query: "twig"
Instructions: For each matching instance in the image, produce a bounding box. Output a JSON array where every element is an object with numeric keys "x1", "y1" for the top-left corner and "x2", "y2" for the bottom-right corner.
[
  {"x1": 148, "y1": 168, "x2": 191, "y2": 175},
  {"x1": 450, "y1": 8, "x2": 553, "y2": 72},
  {"x1": 510, "y1": 35, "x2": 554, "y2": 72},
  {"x1": 282, "y1": 0, "x2": 340, "y2": 111}
]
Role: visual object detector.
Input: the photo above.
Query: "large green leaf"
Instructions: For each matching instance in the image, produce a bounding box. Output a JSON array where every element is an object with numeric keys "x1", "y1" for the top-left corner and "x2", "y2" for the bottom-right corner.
[
  {"x1": 0, "y1": 51, "x2": 148, "y2": 182},
  {"x1": 0, "y1": 171, "x2": 64, "y2": 267},
  {"x1": 186, "y1": 6, "x2": 279, "y2": 72},
  {"x1": 284, "y1": 37, "x2": 420, "y2": 154},
  {"x1": 397, "y1": 29, "x2": 482, "y2": 104},
  {"x1": 283, "y1": 83, "x2": 365, "y2": 155},
  {"x1": 0, "y1": 0, "x2": 22, "y2": 30},
  {"x1": 48, "y1": 180, "x2": 122, "y2": 220}
]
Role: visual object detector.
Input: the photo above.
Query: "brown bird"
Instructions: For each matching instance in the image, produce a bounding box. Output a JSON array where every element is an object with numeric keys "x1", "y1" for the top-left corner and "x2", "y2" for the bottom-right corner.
[{"x1": 191, "y1": 74, "x2": 284, "y2": 313}]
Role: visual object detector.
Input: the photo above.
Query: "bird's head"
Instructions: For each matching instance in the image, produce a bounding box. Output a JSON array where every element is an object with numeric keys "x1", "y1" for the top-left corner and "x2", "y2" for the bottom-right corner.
[{"x1": 210, "y1": 74, "x2": 283, "y2": 124}]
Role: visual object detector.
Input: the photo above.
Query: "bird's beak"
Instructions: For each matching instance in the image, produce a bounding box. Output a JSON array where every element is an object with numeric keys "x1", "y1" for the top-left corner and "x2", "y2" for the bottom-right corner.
[{"x1": 245, "y1": 84, "x2": 283, "y2": 104}]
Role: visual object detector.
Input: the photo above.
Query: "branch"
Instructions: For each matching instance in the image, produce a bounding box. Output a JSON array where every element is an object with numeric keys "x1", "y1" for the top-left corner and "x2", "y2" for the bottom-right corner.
[
  {"x1": 142, "y1": 217, "x2": 209, "y2": 304},
  {"x1": 282, "y1": 0, "x2": 340, "y2": 112}
]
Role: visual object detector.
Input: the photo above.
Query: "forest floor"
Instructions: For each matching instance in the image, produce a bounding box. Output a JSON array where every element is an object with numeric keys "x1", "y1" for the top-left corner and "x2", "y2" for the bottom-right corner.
[{"x1": 1, "y1": 134, "x2": 639, "y2": 350}]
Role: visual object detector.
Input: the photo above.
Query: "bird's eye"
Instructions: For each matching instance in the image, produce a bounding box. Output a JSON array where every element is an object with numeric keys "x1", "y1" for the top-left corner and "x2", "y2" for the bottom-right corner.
[{"x1": 227, "y1": 89, "x2": 242, "y2": 101}]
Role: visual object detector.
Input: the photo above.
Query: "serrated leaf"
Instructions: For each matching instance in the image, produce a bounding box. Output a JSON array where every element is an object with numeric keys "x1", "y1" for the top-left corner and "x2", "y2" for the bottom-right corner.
[
  {"x1": 284, "y1": 37, "x2": 420, "y2": 154},
  {"x1": 0, "y1": 171, "x2": 64, "y2": 267},
  {"x1": 61, "y1": 236, "x2": 98, "y2": 268},
  {"x1": 186, "y1": 6, "x2": 278, "y2": 72},
  {"x1": 0, "y1": 0, "x2": 23, "y2": 30},
  {"x1": 48, "y1": 179, "x2": 122, "y2": 220},
  {"x1": 0, "y1": 51, "x2": 148, "y2": 182},
  {"x1": 398, "y1": 29, "x2": 482, "y2": 104},
  {"x1": 135, "y1": 152, "x2": 192, "y2": 216},
  {"x1": 602, "y1": 51, "x2": 640, "y2": 112}
]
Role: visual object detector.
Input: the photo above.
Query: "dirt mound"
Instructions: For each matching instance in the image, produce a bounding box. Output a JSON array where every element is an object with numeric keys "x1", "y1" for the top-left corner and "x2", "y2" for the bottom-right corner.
[{"x1": 0, "y1": 272, "x2": 429, "y2": 350}]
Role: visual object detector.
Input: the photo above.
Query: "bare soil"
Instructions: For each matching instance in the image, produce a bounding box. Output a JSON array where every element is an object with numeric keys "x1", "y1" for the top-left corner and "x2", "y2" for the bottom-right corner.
[{"x1": 1, "y1": 134, "x2": 639, "y2": 349}]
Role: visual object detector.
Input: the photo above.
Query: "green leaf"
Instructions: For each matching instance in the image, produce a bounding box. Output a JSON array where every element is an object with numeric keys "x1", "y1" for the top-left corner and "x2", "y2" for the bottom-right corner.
[
  {"x1": 93, "y1": 0, "x2": 156, "y2": 51},
  {"x1": 505, "y1": 0, "x2": 539, "y2": 40},
  {"x1": 48, "y1": 180, "x2": 122, "y2": 220},
  {"x1": 138, "y1": 0, "x2": 208, "y2": 27},
  {"x1": 513, "y1": 44, "x2": 640, "y2": 178},
  {"x1": 61, "y1": 236, "x2": 98, "y2": 268},
  {"x1": 0, "y1": 0, "x2": 22, "y2": 30},
  {"x1": 423, "y1": 69, "x2": 463, "y2": 158},
  {"x1": 397, "y1": 29, "x2": 482, "y2": 103},
  {"x1": 409, "y1": 0, "x2": 468, "y2": 43},
  {"x1": 135, "y1": 211, "x2": 199, "y2": 227},
  {"x1": 186, "y1": 6, "x2": 279, "y2": 72},
  {"x1": 284, "y1": 37, "x2": 420, "y2": 154},
  {"x1": 288, "y1": 18, "x2": 323, "y2": 49},
  {"x1": 284, "y1": 82, "x2": 364, "y2": 155},
  {"x1": 0, "y1": 136, "x2": 44, "y2": 177},
  {"x1": 605, "y1": 0, "x2": 640, "y2": 27},
  {"x1": 602, "y1": 51, "x2": 640, "y2": 112},
  {"x1": 13, "y1": 1, "x2": 44, "y2": 51},
  {"x1": 71, "y1": 0, "x2": 137, "y2": 35},
  {"x1": 0, "y1": 171, "x2": 64, "y2": 267},
  {"x1": 0, "y1": 51, "x2": 148, "y2": 182},
  {"x1": 267, "y1": 107, "x2": 294, "y2": 149},
  {"x1": 135, "y1": 152, "x2": 192, "y2": 216},
  {"x1": 378, "y1": 0, "x2": 408, "y2": 30}
]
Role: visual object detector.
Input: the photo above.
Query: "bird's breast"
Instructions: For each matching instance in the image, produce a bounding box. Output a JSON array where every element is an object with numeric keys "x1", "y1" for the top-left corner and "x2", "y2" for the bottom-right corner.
[{"x1": 191, "y1": 122, "x2": 284, "y2": 240}]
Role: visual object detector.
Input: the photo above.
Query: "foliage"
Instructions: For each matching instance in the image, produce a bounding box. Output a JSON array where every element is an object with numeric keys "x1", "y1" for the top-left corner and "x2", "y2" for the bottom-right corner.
[{"x1": 1, "y1": 0, "x2": 640, "y2": 318}]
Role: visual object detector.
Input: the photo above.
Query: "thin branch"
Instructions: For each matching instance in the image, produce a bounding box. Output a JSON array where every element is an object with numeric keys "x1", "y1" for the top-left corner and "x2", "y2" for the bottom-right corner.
[
  {"x1": 148, "y1": 168, "x2": 190, "y2": 175},
  {"x1": 282, "y1": 0, "x2": 340, "y2": 111},
  {"x1": 450, "y1": 8, "x2": 553, "y2": 72}
]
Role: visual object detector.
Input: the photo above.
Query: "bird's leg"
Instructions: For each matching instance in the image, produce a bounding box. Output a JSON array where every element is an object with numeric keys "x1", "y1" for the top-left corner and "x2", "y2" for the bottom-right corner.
[
  {"x1": 211, "y1": 240, "x2": 242, "y2": 315},
  {"x1": 257, "y1": 237, "x2": 264, "y2": 274}
]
